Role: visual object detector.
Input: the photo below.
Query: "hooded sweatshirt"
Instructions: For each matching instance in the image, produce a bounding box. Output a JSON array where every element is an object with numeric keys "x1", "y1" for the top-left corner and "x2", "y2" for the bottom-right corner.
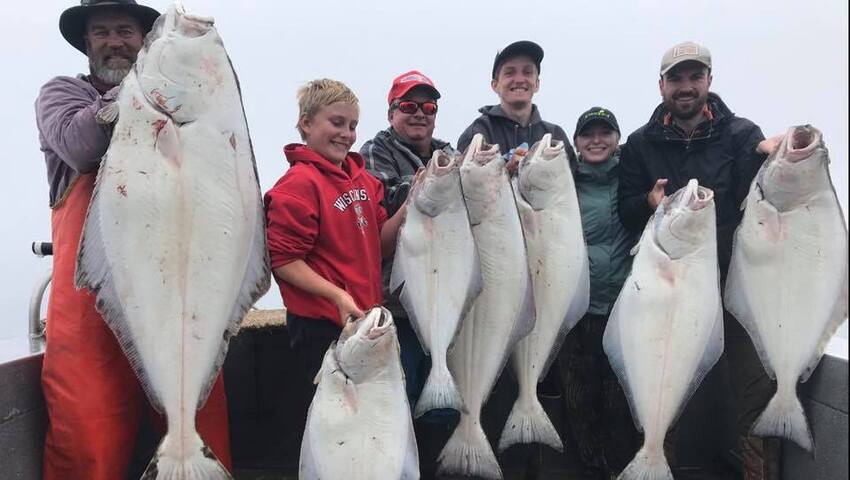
[{"x1": 265, "y1": 144, "x2": 388, "y2": 325}]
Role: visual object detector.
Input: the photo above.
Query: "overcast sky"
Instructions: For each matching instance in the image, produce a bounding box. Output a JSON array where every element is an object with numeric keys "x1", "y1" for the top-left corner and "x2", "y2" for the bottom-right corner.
[{"x1": 0, "y1": 0, "x2": 847, "y2": 341}]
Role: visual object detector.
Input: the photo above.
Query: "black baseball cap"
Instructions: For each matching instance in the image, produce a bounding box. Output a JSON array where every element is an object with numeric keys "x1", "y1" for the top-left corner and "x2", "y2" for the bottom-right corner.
[
  {"x1": 574, "y1": 107, "x2": 620, "y2": 138},
  {"x1": 492, "y1": 40, "x2": 544, "y2": 79}
]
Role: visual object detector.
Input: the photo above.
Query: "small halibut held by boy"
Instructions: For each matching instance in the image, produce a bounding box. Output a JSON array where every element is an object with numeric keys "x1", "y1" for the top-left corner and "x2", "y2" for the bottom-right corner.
[
  {"x1": 603, "y1": 180, "x2": 724, "y2": 480},
  {"x1": 725, "y1": 125, "x2": 848, "y2": 452},
  {"x1": 390, "y1": 149, "x2": 481, "y2": 417},
  {"x1": 300, "y1": 307, "x2": 420, "y2": 480},
  {"x1": 500, "y1": 133, "x2": 589, "y2": 452},
  {"x1": 75, "y1": 4, "x2": 269, "y2": 479}
]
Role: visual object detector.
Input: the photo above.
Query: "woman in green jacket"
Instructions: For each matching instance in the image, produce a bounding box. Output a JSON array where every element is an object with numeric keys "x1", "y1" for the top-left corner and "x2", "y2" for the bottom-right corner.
[{"x1": 558, "y1": 107, "x2": 639, "y2": 479}]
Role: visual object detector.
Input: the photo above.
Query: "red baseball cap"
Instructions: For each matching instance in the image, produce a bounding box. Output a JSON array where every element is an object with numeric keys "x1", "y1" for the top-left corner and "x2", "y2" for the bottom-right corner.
[{"x1": 387, "y1": 70, "x2": 441, "y2": 105}]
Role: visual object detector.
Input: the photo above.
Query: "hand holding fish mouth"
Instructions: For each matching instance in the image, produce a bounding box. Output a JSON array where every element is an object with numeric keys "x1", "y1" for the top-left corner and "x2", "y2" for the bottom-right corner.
[
  {"x1": 757, "y1": 134, "x2": 785, "y2": 156},
  {"x1": 333, "y1": 290, "x2": 365, "y2": 325},
  {"x1": 504, "y1": 143, "x2": 529, "y2": 177},
  {"x1": 648, "y1": 178, "x2": 669, "y2": 210}
]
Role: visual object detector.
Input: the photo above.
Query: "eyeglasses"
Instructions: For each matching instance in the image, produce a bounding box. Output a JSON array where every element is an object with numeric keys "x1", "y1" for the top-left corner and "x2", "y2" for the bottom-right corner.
[{"x1": 394, "y1": 100, "x2": 438, "y2": 116}]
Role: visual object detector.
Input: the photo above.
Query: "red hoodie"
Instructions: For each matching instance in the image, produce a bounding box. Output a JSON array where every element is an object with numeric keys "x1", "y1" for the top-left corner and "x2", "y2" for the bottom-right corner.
[{"x1": 265, "y1": 144, "x2": 388, "y2": 326}]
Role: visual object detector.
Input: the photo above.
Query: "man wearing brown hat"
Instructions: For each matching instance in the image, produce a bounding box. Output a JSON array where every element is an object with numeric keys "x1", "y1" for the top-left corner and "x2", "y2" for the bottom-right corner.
[
  {"x1": 617, "y1": 41, "x2": 779, "y2": 480},
  {"x1": 34, "y1": 2, "x2": 231, "y2": 478}
]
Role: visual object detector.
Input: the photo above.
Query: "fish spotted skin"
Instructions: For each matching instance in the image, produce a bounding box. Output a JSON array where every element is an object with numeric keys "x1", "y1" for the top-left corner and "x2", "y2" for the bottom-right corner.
[{"x1": 76, "y1": 3, "x2": 270, "y2": 478}]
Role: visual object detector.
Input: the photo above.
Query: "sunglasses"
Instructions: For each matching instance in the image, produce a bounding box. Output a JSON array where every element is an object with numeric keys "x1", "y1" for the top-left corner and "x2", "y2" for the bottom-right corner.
[{"x1": 394, "y1": 100, "x2": 438, "y2": 116}]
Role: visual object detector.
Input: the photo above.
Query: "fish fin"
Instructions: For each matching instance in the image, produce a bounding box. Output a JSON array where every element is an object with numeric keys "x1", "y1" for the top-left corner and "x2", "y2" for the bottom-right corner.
[
  {"x1": 619, "y1": 446, "x2": 673, "y2": 480},
  {"x1": 96, "y1": 102, "x2": 120, "y2": 125},
  {"x1": 602, "y1": 293, "x2": 643, "y2": 432},
  {"x1": 437, "y1": 415, "x2": 502, "y2": 479},
  {"x1": 539, "y1": 252, "x2": 590, "y2": 380},
  {"x1": 751, "y1": 390, "x2": 814, "y2": 453},
  {"x1": 446, "y1": 241, "x2": 484, "y2": 358},
  {"x1": 153, "y1": 118, "x2": 183, "y2": 168},
  {"x1": 630, "y1": 220, "x2": 653, "y2": 256},
  {"x1": 197, "y1": 203, "x2": 270, "y2": 409},
  {"x1": 343, "y1": 378, "x2": 358, "y2": 414},
  {"x1": 75, "y1": 160, "x2": 164, "y2": 412},
  {"x1": 724, "y1": 214, "x2": 776, "y2": 380},
  {"x1": 298, "y1": 422, "x2": 320, "y2": 480},
  {"x1": 400, "y1": 410, "x2": 421, "y2": 480},
  {"x1": 508, "y1": 268, "x2": 536, "y2": 349},
  {"x1": 141, "y1": 433, "x2": 231, "y2": 480},
  {"x1": 498, "y1": 396, "x2": 563, "y2": 452},
  {"x1": 801, "y1": 264, "x2": 848, "y2": 383},
  {"x1": 672, "y1": 298, "x2": 725, "y2": 427},
  {"x1": 414, "y1": 363, "x2": 465, "y2": 418}
]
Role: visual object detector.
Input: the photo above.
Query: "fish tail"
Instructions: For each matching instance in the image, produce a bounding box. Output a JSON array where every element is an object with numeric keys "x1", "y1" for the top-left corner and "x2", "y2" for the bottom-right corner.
[
  {"x1": 497, "y1": 396, "x2": 563, "y2": 452},
  {"x1": 437, "y1": 416, "x2": 502, "y2": 479},
  {"x1": 414, "y1": 365, "x2": 465, "y2": 418},
  {"x1": 141, "y1": 433, "x2": 232, "y2": 480},
  {"x1": 618, "y1": 446, "x2": 672, "y2": 480},
  {"x1": 751, "y1": 390, "x2": 813, "y2": 452}
]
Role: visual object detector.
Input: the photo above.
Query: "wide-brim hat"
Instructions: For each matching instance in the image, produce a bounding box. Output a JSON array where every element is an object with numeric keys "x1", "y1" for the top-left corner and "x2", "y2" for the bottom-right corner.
[{"x1": 60, "y1": 0, "x2": 161, "y2": 55}]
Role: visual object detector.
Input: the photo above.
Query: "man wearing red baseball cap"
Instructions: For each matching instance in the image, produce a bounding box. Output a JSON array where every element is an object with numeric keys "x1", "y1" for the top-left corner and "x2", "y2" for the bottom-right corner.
[{"x1": 361, "y1": 70, "x2": 459, "y2": 478}]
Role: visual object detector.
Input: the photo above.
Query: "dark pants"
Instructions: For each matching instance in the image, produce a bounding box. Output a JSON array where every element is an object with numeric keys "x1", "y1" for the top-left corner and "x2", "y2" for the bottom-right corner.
[
  {"x1": 559, "y1": 313, "x2": 640, "y2": 477},
  {"x1": 724, "y1": 312, "x2": 781, "y2": 480},
  {"x1": 286, "y1": 313, "x2": 342, "y2": 388},
  {"x1": 394, "y1": 315, "x2": 461, "y2": 479}
]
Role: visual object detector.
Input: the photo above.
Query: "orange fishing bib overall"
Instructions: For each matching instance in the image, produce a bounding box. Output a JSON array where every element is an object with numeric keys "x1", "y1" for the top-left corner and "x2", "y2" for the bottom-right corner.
[{"x1": 42, "y1": 173, "x2": 232, "y2": 479}]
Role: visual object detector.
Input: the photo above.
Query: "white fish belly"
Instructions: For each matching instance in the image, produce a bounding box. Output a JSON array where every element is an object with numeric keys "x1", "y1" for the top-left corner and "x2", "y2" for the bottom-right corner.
[
  {"x1": 607, "y1": 242, "x2": 722, "y2": 439},
  {"x1": 80, "y1": 65, "x2": 265, "y2": 419},
  {"x1": 726, "y1": 191, "x2": 848, "y2": 385},
  {"x1": 302, "y1": 353, "x2": 417, "y2": 479},
  {"x1": 393, "y1": 202, "x2": 478, "y2": 357},
  {"x1": 512, "y1": 201, "x2": 589, "y2": 386},
  {"x1": 450, "y1": 181, "x2": 531, "y2": 415}
]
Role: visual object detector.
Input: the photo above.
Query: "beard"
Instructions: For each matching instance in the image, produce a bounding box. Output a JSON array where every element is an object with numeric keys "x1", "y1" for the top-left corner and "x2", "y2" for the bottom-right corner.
[
  {"x1": 88, "y1": 50, "x2": 135, "y2": 86},
  {"x1": 663, "y1": 91, "x2": 709, "y2": 121}
]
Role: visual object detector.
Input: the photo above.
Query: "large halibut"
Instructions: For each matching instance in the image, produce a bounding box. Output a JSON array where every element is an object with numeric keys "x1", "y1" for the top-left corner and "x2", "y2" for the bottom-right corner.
[
  {"x1": 390, "y1": 149, "x2": 481, "y2": 418},
  {"x1": 725, "y1": 125, "x2": 848, "y2": 452},
  {"x1": 500, "y1": 133, "x2": 589, "y2": 452},
  {"x1": 438, "y1": 134, "x2": 535, "y2": 480},
  {"x1": 75, "y1": 4, "x2": 270, "y2": 478},
  {"x1": 604, "y1": 180, "x2": 724, "y2": 480}
]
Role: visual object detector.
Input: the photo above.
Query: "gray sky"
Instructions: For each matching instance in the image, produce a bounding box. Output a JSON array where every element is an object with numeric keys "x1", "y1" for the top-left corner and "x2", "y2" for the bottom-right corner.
[{"x1": 1, "y1": 0, "x2": 847, "y2": 340}]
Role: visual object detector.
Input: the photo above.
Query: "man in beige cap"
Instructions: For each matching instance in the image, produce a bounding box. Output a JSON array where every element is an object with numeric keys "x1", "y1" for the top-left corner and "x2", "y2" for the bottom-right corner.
[{"x1": 617, "y1": 41, "x2": 780, "y2": 480}]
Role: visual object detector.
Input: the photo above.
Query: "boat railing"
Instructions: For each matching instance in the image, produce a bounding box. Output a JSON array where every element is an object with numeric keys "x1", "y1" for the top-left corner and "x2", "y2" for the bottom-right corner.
[{"x1": 28, "y1": 241, "x2": 52, "y2": 351}]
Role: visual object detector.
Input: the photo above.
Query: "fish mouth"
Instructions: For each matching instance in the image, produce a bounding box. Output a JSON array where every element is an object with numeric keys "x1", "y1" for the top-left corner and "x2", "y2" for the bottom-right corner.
[
  {"x1": 365, "y1": 306, "x2": 394, "y2": 340},
  {"x1": 781, "y1": 125, "x2": 823, "y2": 163},
  {"x1": 667, "y1": 179, "x2": 712, "y2": 211},
  {"x1": 430, "y1": 151, "x2": 456, "y2": 175}
]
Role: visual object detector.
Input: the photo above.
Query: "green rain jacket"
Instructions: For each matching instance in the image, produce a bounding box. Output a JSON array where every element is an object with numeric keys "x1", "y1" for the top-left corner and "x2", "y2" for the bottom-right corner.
[{"x1": 576, "y1": 154, "x2": 638, "y2": 315}]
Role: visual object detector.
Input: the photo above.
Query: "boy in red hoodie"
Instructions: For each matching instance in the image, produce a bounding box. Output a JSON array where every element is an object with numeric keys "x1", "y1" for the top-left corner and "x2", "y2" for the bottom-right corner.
[{"x1": 265, "y1": 78, "x2": 408, "y2": 383}]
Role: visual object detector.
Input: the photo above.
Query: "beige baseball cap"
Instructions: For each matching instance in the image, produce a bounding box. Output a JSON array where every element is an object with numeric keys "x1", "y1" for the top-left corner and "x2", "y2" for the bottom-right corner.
[{"x1": 660, "y1": 41, "x2": 712, "y2": 76}]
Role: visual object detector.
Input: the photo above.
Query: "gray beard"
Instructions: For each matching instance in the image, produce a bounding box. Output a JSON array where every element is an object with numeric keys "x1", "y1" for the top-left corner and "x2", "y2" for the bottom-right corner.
[{"x1": 89, "y1": 56, "x2": 131, "y2": 86}]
